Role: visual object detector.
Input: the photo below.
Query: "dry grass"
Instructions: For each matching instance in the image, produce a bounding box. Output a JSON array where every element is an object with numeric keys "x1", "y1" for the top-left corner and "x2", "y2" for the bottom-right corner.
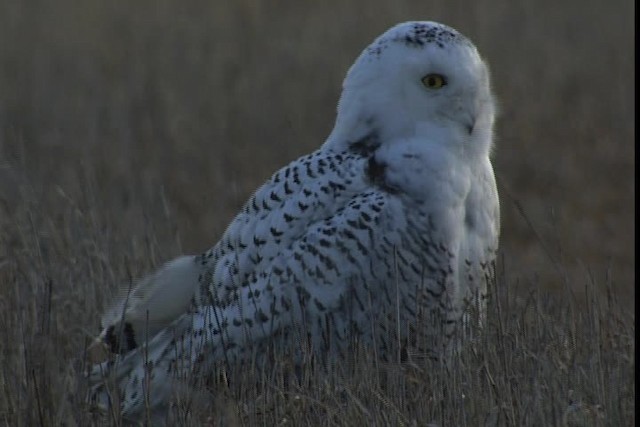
[{"x1": 0, "y1": 0, "x2": 634, "y2": 425}]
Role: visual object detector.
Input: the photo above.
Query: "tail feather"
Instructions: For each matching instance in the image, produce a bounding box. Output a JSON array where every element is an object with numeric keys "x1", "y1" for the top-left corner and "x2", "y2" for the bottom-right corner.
[
  {"x1": 89, "y1": 256, "x2": 201, "y2": 361},
  {"x1": 88, "y1": 279, "x2": 299, "y2": 419},
  {"x1": 88, "y1": 313, "x2": 196, "y2": 419}
]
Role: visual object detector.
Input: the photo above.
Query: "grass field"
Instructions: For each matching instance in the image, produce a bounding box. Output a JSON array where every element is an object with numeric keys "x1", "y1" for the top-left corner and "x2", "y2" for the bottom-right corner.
[{"x1": 0, "y1": 0, "x2": 634, "y2": 425}]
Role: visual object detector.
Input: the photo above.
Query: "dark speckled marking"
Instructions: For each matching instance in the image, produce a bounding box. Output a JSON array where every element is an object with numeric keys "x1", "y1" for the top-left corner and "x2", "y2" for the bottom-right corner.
[
  {"x1": 104, "y1": 322, "x2": 137, "y2": 354},
  {"x1": 367, "y1": 22, "x2": 468, "y2": 59}
]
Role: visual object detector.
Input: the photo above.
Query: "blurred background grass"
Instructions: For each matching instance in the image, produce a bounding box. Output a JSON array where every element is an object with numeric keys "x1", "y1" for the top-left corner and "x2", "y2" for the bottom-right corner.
[
  {"x1": 0, "y1": 0, "x2": 633, "y2": 304},
  {"x1": 0, "y1": 0, "x2": 634, "y2": 424}
]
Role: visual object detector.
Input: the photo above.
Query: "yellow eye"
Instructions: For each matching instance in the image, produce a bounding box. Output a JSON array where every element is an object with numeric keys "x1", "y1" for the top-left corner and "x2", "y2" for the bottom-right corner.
[{"x1": 421, "y1": 74, "x2": 447, "y2": 89}]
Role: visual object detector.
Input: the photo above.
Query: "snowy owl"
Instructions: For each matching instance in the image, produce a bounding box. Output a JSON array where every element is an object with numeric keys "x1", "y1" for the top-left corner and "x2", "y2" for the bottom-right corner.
[{"x1": 87, "y1": 20, "x2": 499, "y2": 420}]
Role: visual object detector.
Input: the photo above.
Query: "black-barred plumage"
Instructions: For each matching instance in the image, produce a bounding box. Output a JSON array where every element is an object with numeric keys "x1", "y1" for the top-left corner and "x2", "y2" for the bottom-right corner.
[{"x1": 88, "y1": 20, "x2": 500, "y2": 421}]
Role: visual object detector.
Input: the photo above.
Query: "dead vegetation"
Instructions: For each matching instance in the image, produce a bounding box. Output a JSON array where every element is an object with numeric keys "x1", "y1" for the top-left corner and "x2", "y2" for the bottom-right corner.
[{"x1": 0, "y1": 0, "x2": 633, "y2": 425}]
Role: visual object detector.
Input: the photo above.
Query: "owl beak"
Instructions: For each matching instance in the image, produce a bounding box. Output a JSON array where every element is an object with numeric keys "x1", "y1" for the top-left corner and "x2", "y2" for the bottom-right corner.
[
  {"x1": 456, "y1": 100, "x2": 477, "y2": 135},
  {"x1": 464, "y1": 112, "x2": 476, "y2": 135}
]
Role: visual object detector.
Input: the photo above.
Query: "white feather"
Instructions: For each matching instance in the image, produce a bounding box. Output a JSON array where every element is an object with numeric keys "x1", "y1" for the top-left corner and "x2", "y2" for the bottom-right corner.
[{"x1": 88, "y1": 21, "x2": 500, "y2": 421}]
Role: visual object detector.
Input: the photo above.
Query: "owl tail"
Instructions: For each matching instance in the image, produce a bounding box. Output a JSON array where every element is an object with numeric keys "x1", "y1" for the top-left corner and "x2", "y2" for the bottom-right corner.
[
  {"x1": 87, "y1": 256, "x2": 202, "y2": 362},
  {"x1": 87, "y1": 311, "x2": 207, "y2": 421}
]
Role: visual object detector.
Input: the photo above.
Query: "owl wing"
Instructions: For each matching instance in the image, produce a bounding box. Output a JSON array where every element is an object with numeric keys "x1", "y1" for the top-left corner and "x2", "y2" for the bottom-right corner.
[
  {"x1": 196, "y1": 147, "x2": 374, "y2": 307},
  {"x1": 89, "y1": 173, "x2": 426, "y2": 418}
]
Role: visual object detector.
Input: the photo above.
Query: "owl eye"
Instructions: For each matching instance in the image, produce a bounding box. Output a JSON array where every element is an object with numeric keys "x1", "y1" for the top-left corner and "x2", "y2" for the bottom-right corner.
[{"x1": 421, "y1": 74, "x2": 447, "y2": 89}]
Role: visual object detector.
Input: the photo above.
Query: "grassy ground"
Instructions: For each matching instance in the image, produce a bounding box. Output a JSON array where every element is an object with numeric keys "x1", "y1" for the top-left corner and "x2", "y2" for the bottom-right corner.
[{"x1": 0, "y1": 0, "x2": 634, "y2": 425}]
